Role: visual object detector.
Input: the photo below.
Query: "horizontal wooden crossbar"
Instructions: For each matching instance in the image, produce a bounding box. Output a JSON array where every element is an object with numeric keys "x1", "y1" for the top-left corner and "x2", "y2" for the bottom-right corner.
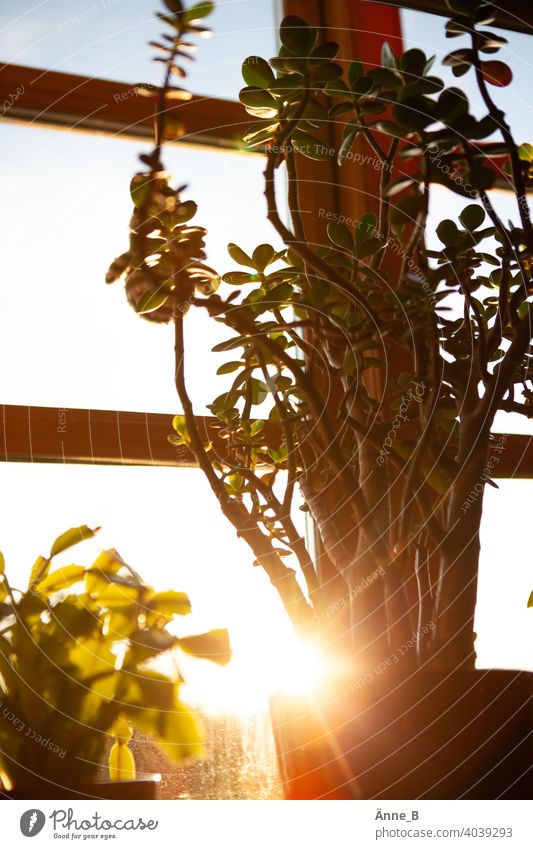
[
  {"x1": 1, "y1": 404, "x2": 532, "y2": 477},
  {"x1": 0, "y1": 63, "x2": 249, "y2": 149},
  {"x1": 0, "y1": 405, "x2": 282, "y2": 468}
]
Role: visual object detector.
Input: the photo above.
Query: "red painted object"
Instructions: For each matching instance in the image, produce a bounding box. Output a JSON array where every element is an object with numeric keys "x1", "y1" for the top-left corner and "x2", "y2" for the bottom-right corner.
[{"x1": 271, "y1": 669, "x2": 533, "y2": 799}]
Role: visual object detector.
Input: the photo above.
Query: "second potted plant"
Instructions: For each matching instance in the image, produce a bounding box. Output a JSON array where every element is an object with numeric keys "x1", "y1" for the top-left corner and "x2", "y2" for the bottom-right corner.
[{"x1": 0, "y1": 524, "x2": 230, "y2": 799}]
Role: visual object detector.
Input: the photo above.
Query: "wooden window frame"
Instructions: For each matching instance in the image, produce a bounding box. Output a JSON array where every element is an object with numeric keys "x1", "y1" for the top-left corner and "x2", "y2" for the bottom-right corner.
[
  {"x1": 0, "y1": 0, "x2": 532, "y2": 477},
  {"x1": 384, "y1": 0, "x2": 533, "y2": 35},
  {"x1": 0, "y1": 63, "x2": 245, "y2": 148}
]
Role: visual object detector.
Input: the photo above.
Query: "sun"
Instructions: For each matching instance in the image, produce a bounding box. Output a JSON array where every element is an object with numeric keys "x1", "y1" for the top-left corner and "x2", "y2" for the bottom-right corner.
[{"x1": 180, "y1": 629, "x2": 333, "y2": 718}]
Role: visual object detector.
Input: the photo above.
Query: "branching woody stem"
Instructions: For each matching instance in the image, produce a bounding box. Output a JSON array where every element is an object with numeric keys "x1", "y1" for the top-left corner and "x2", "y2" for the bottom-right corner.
[
  {"x1": 264, "y1": 155, "x2": 380, "y2": 325},
  {"x1": 173, "y1": 311, "x2": 313, "y2": 630}
]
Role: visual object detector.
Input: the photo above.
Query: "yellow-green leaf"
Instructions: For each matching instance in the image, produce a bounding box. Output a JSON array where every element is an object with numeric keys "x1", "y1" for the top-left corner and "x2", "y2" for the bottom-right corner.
[
  {"x1": 158, "y1": 704, "x2": 203, "y2": 762},
  {"x1": 71, "y1": 637, "x2": 116, "y2": 687},
  {"x1": 148, "y1": 590, "x2": 192, "y2": 617},
  {"x1": 178, "y1": 629, "x2": 231, "y2": 665},
  {"x1": 227, "y1": 243, "x2": 255, "y2": 268},
  {"x1": 130, "y1": 174, "x2": 153, "y2": 208},
  {"x1": 28, "y1": 555, "x2": 51, "y2": 589},
  {"x1": 111, "y1": 716, "x2": 133, "y2": 743},
  {"x1": 90, "y1": 549, "x2": 128, "y2": 575},
  {"x1": 108, "y1": 742, "x2": 136, "y2": 781},
  {"x1": 86, "y1": 578, "x2": 142, "y2": 608},
  {"x1": 36, "y1": 564, "x2": 86, "y2": 595},
  {"x1": 51, "y1": 525, "x2": 99, "y2": 557},
  {"x1": 135, "y1": 288, "x2": 169, "y2": 315}
]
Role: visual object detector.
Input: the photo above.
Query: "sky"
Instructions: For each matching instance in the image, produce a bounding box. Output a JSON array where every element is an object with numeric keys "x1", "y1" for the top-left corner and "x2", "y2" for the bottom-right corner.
[{"x1": 0, "y1": 0, "x2": 279, "y2": 99}]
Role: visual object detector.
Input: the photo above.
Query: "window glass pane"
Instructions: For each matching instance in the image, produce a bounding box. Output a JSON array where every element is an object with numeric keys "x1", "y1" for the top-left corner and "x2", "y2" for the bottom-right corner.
[
  {"x1": 0, "y1": 124, "x2": 275, "y2": 413},
  {"x1": 0, "y1": 462, "x2": 310, "y2": 797},
  {"x1": 423, "y1": 187, "x2": 533, "y2": 435},
  {"x1": 478, "y1": 479, "x2": 533, "y2": 672},
  {"x1": 1, "y1": 0, "x2": 278, "y2": 100},
  {"x1": 400, "y1": 8, "x2": 533, "y2": 145},
  {"x1": 401, "y1": 11, "x2": 533, "y2": 435}
]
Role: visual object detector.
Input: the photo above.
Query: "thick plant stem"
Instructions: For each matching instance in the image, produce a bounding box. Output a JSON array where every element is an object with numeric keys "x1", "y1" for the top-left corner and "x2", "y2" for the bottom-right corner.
[
  {"x1": 432, "y1": 428, "x2": 490, "y2": 669},
  {"x1": 433, "y1": 511, "x2": 482, "y2": 670}
]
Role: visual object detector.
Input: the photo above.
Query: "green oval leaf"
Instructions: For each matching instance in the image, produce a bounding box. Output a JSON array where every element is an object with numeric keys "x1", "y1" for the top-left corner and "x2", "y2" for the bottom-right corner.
[
  {"x1": 354, "y1": 238, "x2": 383, "y2": 259},
  {"x1": 309, "y1": 63, "x2": 343, "y2": 84},
  {"x1": 311, "y1": 42, "x2": 339, "y2": 62},
  {"x1": 252, "y1": 243, "x2": 276, "y2": 271},
  {"x1": 242, "y1": 56, "x2": 275, "y2": 89},
  {"x1": 518, "y1": 143, "x2": 533, "y2": 163},
  {"x1": 327, "y1": 221, "x2": 354, "y2": 252},
  {"x1": 400, "y1": 48, "x2": 428, "y2": 75},
  {"x1": 184, "y1": 1, "x2": 214, "y2": 21},
  {"x1": 227, "y1": 243, "x2": 255, "y2": 267},
  {"x1": 279, "y1": 16, "x2": 317, "y2": 56},
  {"x1": 222, "y1": 271, "x2": 257, "y2": 285},
  {"x1": 174, "y1": 200, "x2": 197, "y2": 224},
  {"x1": 216, "y1": 361, "x2": 243, "y2": 375},
  {"x1": 459, "y1": 204, "x2": 486, "y2": 231},
  {"x1": 239, "y1": 86, "x2": 278, "y2": 116},
  {"x1": 291, "y1": 131, "x2": 331, "y2": 160},
  {"x1": 437, "y1": 219, "x2": 461, "y2": 246},
  {"x1": 348, "y1": 60, "x2": 364, "y2": 88},
  {"x1": 136, "y1": 288, "x2": 169, "y2": 315},
  {"x1": 130, "y1": 174, "x2": 153, "y2": 208},
  {"x1": 338, "y1": 122, "x2": 359, "y2": 166}
]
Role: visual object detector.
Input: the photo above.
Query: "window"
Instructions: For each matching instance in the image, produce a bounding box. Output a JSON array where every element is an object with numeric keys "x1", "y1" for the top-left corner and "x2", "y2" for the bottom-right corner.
[
  {"x1": 478, "y1": 480, "x2": 533, "y2": 672},
  {"x1": 400, "y1": 7, "x2": 533, "y2": 176},
  {"x1": 0, "y1": 126, "x2": 270, "y2": 413},
  {"x1": 2, "y1": 0, "x2": 533, "y2": 799}
]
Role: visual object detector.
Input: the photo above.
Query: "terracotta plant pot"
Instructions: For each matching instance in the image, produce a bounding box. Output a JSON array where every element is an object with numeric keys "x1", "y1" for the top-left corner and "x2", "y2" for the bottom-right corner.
[
  {"x1": 1, "y1": 777, "x2": 159, "y2": 800},
  {"x1": 270, "y1": 669, "x2": 533, "y2": 799}
]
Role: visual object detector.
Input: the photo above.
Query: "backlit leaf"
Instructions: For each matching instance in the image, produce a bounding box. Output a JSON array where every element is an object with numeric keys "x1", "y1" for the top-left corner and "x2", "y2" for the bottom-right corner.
[
  {"x1": 242, "y1": 56, "x2": 275, "y2": 88},
  {"x1": 36, "y1": 565, "x2": 86, "y2": 595},
  {"x1": 252, "y1": 244, "x2": 276, "y2": 271},
  {"x1": 178, "y1": 629, "x2": 231, "y2": 665},
  {"x1": 327, "y1": 221, "x2": 354, "y2": 252},
  {"x1": 108, "y1": 742, "x2": 136, "y2": 782},
  {"x1": 51, "y1": 525, "x2": 98, "y2": 557},
  {"x1": 227, "y1": 243, "x2": 255, "y2": 268},
  {"x1": 279, "y1": 16, "x2": 317, "y2": 56},
  {"x1": 135, "y1": 288, "x2": 169, "y2": 315},
  {"x1": 481, "y1": 60, "x2": 513, "y2": 87},
  {"x1": 147, "y1": 590, "x2": 192, "y2": 617}
]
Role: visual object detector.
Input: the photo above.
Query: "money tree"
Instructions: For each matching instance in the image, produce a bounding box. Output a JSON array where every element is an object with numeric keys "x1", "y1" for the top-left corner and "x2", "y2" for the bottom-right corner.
[{"x1": 108, "y1": 0, "x2": 533, "y2": 673}]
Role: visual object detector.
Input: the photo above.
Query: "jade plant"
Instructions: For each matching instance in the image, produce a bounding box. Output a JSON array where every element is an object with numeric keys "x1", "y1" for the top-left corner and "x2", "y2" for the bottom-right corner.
[
  {"x1": 108, "y1": 0, "x2": 533, "y2": 674},
  {"x1": 0, "y1": 525, "x2": 230, "y2": 790}
]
